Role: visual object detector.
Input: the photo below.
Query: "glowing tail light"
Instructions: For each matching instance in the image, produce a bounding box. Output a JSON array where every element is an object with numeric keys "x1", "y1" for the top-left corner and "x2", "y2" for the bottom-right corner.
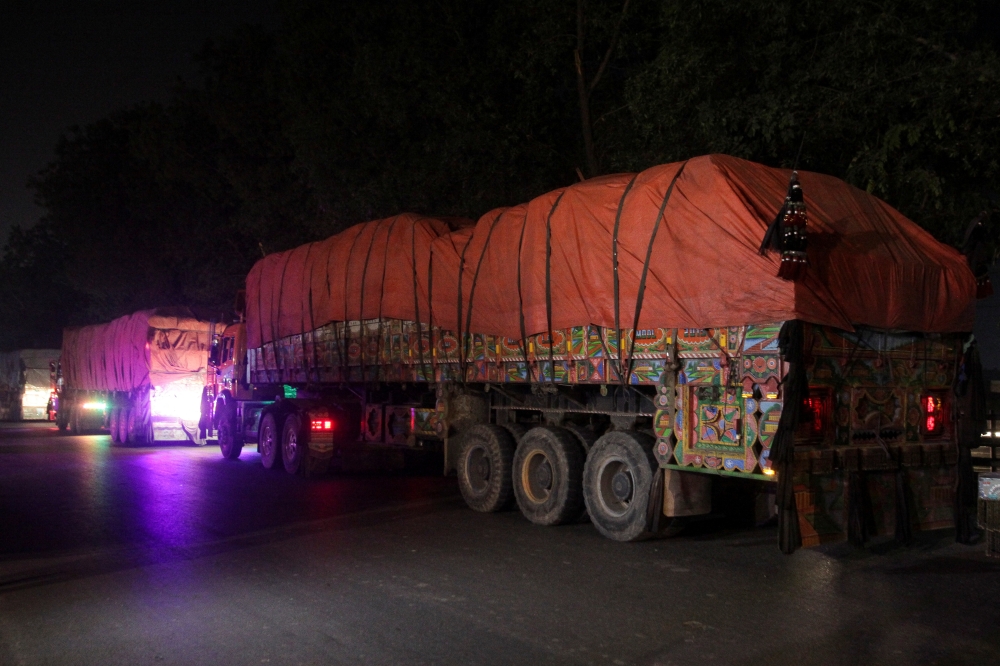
[
  {"x1": 81, "y1": 402, "x2": 107, "y2": 410},
  {"x1": 311, "y1": 419, "x2": 335, "y2": 432},
  {"x1": 923, "y1": 394, "x2": 943, "y2": 436},
  {"x1": 801, "y1": 396, "x2": 824, "y2": 435}
]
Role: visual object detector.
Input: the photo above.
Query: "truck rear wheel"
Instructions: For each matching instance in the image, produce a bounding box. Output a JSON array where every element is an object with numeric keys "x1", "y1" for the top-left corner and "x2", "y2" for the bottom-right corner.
[
  {"x1": 218, "y1": 417, "x2": 242, "y2": 460},
  {"x1": 118, "y1": 407, "x2": 130, "y2": 445},
  {"x1": 457, "y1": 425, "x2": 516, "y2": 513},
  {"x1": 512, "y1": 426, "x2": 585, "y2": 526},
  {"x1": 109, "y1": 408, "x2": 121, "y2": 444},
  {"x1": 583, "y1": 431, "x2": 657, "y2": 542},
  {"x1": 281, "y1": 414, "x2": 305, "y2": 475},
  {"x1": 127, "y1": 408, "x2": 146, "y2": 444},
  {"x1": 70, "y1": 408, "x2": 80, "y2": 435},
  {"x1": 259, "y1": 413, "x2": 280, "y2": 470}
]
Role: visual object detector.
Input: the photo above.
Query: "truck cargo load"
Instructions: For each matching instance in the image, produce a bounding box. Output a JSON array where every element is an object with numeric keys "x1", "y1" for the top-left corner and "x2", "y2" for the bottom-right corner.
[
  {"x1": 0, "y1": 349, "x2": 59, "y2": 420},
  {"x1": 248, "y1": 154, "x2": 974, "y2": 348},
  {"x1": 60, "y1": 308, "x2": 212, "y2": 443},
  {"x1": 212, "y1": 154, "x2": 981, "y2": 552}
]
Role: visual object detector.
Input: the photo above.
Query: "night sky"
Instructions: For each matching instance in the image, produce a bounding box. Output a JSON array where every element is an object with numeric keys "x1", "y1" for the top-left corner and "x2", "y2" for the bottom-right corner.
[
  {"x1": 1, "y1": 1, "x2": 998, "y2": 364},
  {"x1": 0, "y1": 1, "x2": 275, "y2": 241}
]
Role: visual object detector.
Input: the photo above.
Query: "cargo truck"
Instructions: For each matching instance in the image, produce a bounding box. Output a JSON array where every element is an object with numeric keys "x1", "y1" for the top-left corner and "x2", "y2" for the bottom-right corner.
[
  {"x1": 203, "y1": 154, "x2": 984, "y2": 552},
  {"x1": 58, "y1": 308, "x2": 213, "y2": 443},
  {"x1": 0, "y1": 349, "x2": 59, "y2": 421}
]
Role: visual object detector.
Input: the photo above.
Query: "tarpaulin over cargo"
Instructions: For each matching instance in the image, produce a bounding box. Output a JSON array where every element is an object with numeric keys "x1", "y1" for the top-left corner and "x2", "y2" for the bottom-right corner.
[
  {"x1": 62, "y1": 309, "x2": 211, "y2": 392},
  {"x1": 246, "y1": 154, "x2": 976, "y2": 349},
  {"x1": 246, "y1": 213, "x2": 457, "y2": 349}
]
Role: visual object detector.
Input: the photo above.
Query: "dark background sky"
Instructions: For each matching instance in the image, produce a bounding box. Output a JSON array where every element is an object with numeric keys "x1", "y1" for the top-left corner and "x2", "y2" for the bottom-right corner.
[{"x1": 0, "y1": 0, "x2": 276, "y2": 242}]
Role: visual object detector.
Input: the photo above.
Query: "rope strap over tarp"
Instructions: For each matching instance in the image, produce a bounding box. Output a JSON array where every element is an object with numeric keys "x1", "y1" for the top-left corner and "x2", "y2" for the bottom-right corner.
[{"x1": 625, "y1": 161, "x2": 688, "y2": 385}]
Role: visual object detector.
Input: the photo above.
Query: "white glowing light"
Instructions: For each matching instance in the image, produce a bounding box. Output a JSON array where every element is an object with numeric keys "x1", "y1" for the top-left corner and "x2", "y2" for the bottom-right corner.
[
  {"x1": 763, "y1": 468, "x2": 776, "y2": 476},
  {"x1": 150, "y1": 383, "x2": 203, "y2": 422},
  {"x1": 22, "y1": 387, "x2": 51, "y2": 408},
  {"x1": 82, "y1": 402, "x2": 107, "y2": 410}
]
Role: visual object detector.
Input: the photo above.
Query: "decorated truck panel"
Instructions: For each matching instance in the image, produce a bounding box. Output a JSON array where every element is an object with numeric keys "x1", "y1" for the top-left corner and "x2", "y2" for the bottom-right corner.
[
  {"x1": 208, "y1": 154, "x2": 980, "y2": 552},
  {"x1": 59, "y1": 308, "x2": 212, "y2": 443}
]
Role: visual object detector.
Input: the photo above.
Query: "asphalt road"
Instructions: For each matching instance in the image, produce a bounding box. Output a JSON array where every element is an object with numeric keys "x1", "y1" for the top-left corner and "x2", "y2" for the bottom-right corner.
[{"x1": 2, "y1": 423, "x2": 1000, "y2": 665}]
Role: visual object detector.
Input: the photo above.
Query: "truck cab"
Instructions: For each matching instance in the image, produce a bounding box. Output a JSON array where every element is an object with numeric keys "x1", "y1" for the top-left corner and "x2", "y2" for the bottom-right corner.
[{"x1": 204, "y1": 321, "x2": 352, "y2": 477}]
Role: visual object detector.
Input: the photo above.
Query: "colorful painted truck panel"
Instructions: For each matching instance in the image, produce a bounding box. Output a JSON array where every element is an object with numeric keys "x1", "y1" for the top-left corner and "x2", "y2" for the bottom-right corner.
[{"x1": 247, "y1": 317, "x2": 963, "y2": 546}]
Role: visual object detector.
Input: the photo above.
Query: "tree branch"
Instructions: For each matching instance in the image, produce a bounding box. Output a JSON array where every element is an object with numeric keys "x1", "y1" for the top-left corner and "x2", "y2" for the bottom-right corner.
[{"x1": 588, "y1": 0, "x2": 630, "y2": 94}]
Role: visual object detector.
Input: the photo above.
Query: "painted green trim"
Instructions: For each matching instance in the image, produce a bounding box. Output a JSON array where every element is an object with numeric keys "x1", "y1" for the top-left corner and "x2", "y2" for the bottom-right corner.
[{"x1": 662, "y1": 463, "x2": 775, "y2": 482}]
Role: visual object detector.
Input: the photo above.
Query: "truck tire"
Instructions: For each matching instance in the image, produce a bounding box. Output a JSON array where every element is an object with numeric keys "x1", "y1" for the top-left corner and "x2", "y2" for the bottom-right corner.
[
  {"x1": 501, "y1": 422, "x2": 527, "y2": 444},
  {"x1": 457, "y1": 425, "x2": 516, "y2": 513},
  {"x1": 218, "y1": 416, "x2": 242, "y2": 460},
  {"x1": 562, "y1": 422, "x2": 597, "y2": 453},
  {"x1": 118, "y1": 407, "x2": 131, "y2": 445},
  {"x1": 70, "y1": 408, "x2": 80, "y2": 435},
  {"x1": 109, "y1": 408, "x2": 121, "y2": 444},
  {"x1": 259, "y1": 413, "x2": 280, "y2": 470},
  {"x1": 513, "y1": 426, "x2": 585, "y2": 526},
  {"x1": 127, "y1": 408, "x2": 146, "y2": 444},
  {"x1": 281, "y1": 414, "x2": 305, "y2": 475},
  {"x1": 583, "y1": 431, "x2": 657, "y2": 542}
]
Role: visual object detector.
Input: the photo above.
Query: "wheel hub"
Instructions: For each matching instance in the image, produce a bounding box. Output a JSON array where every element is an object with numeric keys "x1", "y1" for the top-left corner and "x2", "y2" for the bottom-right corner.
[
  {"x1": 534, "y1": 460, "x2": 553, "y2": 490},
  {"x1": 611, "y1": 470, "x2": 633, "y2": 501},
  {"x1": 475, "y1": 456, "x2": 491, "y2": 481}
]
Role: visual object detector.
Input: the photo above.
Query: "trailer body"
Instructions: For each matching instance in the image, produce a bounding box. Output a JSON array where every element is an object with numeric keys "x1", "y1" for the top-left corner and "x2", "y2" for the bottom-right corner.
[
  {"x1": 0, "y1": 349, "x2": 59, "y2": 421},
  {"x1": 206, "y1": 154, "x2": 979, "y2": 550},
  {"x1": 59, "y1": 309, "x2": 212, "y2": 443}
]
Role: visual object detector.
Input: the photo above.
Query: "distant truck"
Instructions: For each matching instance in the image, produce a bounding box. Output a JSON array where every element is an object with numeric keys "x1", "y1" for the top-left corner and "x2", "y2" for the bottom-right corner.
[
  {"x1": 58, "y1": 308, "x2": 213, "y2": 443},
  {"x1": 0, "y1": 349, "x2": 60, "y2": 421},
  {"x1": 203, "y1": 154, "x2": 982, "y2": 552}
]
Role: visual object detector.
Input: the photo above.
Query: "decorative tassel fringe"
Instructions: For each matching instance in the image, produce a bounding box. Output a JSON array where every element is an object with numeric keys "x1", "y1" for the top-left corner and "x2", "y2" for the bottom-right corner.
[{"x1": 760, "y1": 171, "x2": 809, "y2": 281}]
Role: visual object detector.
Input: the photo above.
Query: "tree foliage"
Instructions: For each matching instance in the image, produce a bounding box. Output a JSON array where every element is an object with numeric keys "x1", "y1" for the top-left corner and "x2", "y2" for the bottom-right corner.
[{"x1": 1, "y1": 0, "x2": 997, "y2": 348}]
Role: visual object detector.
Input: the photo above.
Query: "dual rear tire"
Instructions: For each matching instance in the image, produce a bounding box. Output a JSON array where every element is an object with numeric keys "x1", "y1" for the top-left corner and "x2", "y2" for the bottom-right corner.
[
  {"x1": 109, "y1": 406, "x2": 148, "y2": 445},
  {"x1": 512, "y1": 426, "x2": 585, "y2": 526},
  {"x1": 457, "y1": 424, "x2": 587, "y2": 526},
  {"x1": 258, "y1": 412, "x2": 324, "y2": 477},
  {"x1": 582, "y1": 431, "x2": 658, "y2": 542},
  {"x1": 457, "y1": 424, "x2": 660, "y2": 542}
]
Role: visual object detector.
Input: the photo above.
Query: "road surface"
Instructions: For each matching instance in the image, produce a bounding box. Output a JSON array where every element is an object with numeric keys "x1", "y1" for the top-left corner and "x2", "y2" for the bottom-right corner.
[{"x1": 2, "y1": 422, "x2": 999, "y2": 665}]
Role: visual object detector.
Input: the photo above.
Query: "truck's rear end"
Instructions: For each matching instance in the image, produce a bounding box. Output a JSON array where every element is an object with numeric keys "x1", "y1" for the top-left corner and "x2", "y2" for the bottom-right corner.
[{"x1": 59, "y1": 309, "x2": 212, "y2": 443}]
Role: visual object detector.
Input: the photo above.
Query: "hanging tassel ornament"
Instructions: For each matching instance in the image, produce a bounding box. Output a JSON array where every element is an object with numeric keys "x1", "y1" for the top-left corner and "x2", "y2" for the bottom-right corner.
[
  {"x1": 759, "y1": 171, "x2": 809, "y2": 281},
  {"x1": 962, "y1": 211, "x2": 994, "y2": 298}
]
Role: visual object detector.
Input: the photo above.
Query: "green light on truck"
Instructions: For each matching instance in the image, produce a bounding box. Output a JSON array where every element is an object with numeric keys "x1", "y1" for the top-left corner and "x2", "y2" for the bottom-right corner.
[{"x1": 282, "y1": 384, "x2": 297, "y2": 399}]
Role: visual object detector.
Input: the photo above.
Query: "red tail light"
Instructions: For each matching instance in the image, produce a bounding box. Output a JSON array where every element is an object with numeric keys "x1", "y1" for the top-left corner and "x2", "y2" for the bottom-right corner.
[
  {"x1": 923, "y1": 394, "x2": 944, "y2": 436},
  {"x1": 311, "y1": 419, "x2": 335, "y2": 432},
  {"x1": 801, "y1": 396, "x2": 824, "y2": 435}
]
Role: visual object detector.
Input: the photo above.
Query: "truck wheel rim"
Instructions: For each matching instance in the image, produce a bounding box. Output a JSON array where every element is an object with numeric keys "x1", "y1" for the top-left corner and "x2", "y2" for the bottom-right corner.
[
  {"x1": 262, "y1": 426, "x2": 275, "y2": 458},
  {"x1": 285, "y1": 430, "x2": 298, "y2": 460},
  {"x1": 465, "y1": 445, "x2": 491, "y2": 494},
  {"x1": 522, "y1": 449, "x2": 553, "y2": 504},
  {"x1": 597, "y1": 456, "x2": 632, "y2": 517}
]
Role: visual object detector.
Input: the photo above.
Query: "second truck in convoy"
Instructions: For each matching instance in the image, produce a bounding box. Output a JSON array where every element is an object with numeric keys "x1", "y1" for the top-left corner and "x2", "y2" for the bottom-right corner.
[
  {"x1": 59, "y1": 308, "x2": 213, "y2": 443},
  {"x1": 202, "y1": 154, "x2": 983, "y2": 552}
]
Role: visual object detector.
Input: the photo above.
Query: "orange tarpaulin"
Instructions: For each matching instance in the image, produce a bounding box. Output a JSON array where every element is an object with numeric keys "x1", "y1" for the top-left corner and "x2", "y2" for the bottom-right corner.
[
  {"x1": 246, "y1": 154, "x2": 976, "y2": 349},
  {"x1": 246, "y1": 213, "x2": 456, "y2": 349}
]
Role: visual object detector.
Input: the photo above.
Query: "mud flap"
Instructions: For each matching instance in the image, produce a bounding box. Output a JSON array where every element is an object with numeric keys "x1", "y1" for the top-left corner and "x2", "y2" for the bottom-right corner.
[{"x1": 662, "y1": 469, "x2": 712, "y2": 517}]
